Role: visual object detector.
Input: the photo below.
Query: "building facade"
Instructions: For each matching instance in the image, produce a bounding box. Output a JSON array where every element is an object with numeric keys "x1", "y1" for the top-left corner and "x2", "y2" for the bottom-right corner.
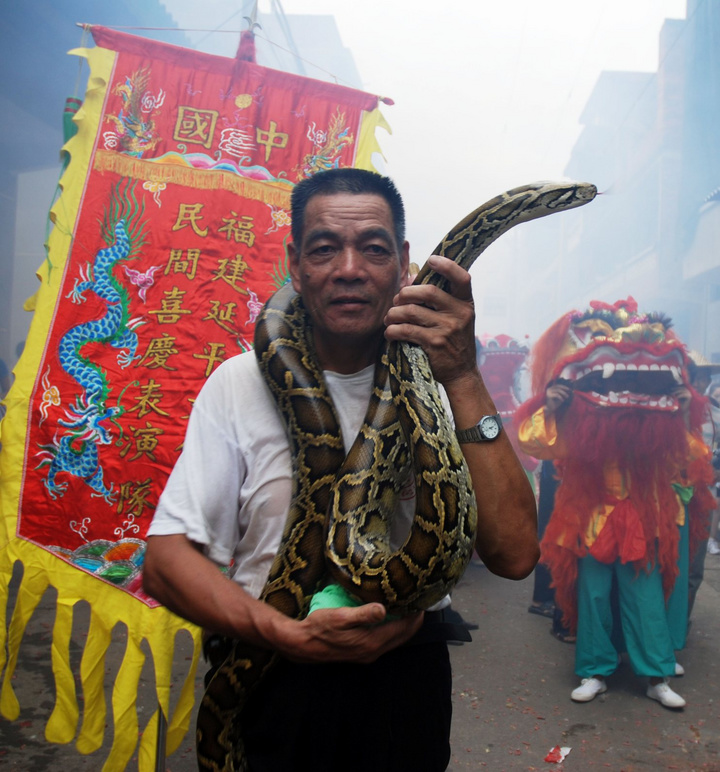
[{"x1": 513, "y1": 0, "x2": 720, "y2": 361}]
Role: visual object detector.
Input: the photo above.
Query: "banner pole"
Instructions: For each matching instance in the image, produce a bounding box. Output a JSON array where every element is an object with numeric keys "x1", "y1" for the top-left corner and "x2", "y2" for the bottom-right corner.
[{"x1": 155, "y1": 706, "x2": 167, "y2": 772}]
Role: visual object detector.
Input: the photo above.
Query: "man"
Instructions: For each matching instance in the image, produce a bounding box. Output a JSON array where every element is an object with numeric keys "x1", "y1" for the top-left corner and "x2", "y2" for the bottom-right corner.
[{"x1": 143, "y1": 168, "x2": 538, "y2": 770}]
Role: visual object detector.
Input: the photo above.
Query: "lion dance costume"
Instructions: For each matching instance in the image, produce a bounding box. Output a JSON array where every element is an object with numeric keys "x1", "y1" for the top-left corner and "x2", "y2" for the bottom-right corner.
[{"x1": 516, "y1": 298, "x2": 714, "y2": 689}]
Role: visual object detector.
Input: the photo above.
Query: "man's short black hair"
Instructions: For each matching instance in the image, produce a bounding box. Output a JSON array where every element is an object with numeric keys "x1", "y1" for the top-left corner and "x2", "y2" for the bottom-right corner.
[{"x1": 290, "y1": 168, "x2": 406, "y2": 249}]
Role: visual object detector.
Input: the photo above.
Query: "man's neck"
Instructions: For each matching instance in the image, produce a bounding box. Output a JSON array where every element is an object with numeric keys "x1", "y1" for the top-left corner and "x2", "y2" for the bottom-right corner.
[{"x1": 314, "y1": 334, "x2": 383, "y2": 375}]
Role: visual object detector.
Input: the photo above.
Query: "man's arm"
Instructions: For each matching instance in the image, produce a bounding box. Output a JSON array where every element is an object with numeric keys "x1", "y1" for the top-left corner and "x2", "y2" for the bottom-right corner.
[
  {"x1": 143, "y1": 534, "x2": 423, "y2": 662},
  {"x1": 384, "y1": 255, "x2": 539, "y2": 580}
]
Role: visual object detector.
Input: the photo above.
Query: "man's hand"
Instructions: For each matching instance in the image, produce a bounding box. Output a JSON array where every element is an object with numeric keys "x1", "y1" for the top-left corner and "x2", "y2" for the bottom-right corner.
[
  {"x1": 545, "y1": 382, "x2": 572, "y2": 414},
  {"x1": 277, "y1": 605, "x2": 424, "y2": 664},
  {"x1": 384, "y1": 254, "x2": 476, "y2": 385},
  {"x1": 144, "y1": 535, "x2": 423, "y2": 664}
]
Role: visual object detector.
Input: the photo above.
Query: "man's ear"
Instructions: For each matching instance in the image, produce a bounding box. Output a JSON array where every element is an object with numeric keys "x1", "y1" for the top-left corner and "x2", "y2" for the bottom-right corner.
[{"x1": 288, "y1": 241, "x2": 302, "y2": 292}]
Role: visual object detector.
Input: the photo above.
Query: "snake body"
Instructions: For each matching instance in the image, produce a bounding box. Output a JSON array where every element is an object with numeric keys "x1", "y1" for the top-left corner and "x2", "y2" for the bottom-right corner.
[{"x1": 196, "y1": 180, "x2": 597, "y2": 771}]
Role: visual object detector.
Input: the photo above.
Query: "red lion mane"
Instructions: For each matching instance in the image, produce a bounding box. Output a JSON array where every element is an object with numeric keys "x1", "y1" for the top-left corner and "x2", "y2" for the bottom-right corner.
[{"x1": 541, "y1": 398, "x2": 691, "y2": 632}]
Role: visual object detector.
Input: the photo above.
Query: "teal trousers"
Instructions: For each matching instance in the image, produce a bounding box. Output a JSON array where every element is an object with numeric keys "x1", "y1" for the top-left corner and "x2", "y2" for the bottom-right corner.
[
  {"x1": 665, "y1": 514, "x2": 689, "y2": 651},
  {"x1": 575, "y1": 553, "x2": 677, "y2": 679}
]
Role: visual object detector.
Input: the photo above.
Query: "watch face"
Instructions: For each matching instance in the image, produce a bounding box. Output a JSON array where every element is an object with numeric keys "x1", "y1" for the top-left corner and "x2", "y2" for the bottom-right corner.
[{"x1": 480, "y1": 415, "x2": 500, "y2": 439}]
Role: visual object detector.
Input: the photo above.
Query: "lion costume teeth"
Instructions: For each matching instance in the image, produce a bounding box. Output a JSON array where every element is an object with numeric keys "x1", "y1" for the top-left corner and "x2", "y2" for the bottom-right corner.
[{"x1": 533, "y1": 296, "x2": 690, "y2": 412}]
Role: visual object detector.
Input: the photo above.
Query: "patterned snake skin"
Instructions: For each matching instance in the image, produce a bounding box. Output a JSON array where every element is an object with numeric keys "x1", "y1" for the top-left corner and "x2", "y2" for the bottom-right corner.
[{"x1": 196, "y1": 180, "x2": 597, "y2": 771}]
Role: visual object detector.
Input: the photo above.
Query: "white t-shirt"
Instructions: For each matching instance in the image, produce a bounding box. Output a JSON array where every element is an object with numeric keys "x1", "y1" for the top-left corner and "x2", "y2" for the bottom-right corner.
[{"x1": 148, "y1": 350, "x2": 421, "y2": 600}]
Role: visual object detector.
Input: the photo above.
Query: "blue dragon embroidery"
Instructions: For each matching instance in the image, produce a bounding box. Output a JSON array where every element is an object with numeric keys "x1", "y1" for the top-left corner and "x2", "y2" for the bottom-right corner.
[{"x1": 36, "y1": 181, "x2": 147, "y2": 503}]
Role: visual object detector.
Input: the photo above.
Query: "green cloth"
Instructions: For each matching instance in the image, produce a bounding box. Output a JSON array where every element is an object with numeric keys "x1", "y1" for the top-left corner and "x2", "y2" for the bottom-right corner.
[
  {"x1": 308, "y1": 583, "x2": 360, "y2": 614},
  {"x1": 308, "y1": 583, "x2": 399, "y2": 621},
  {"x1": 671, "y1": 482, "x2": 695, "y2": 505}
]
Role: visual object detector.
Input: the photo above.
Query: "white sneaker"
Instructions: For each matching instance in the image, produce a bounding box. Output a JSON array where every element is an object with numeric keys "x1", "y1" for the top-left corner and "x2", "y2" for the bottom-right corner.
[
  {"x1": 708, "y1": 538, "x2": 720, "y2": 555},
  {"x1": 571, "y1": 677, "x2": 607, "y2": 702},
  {"x1": 647, "y1": 680, "x2": 686, "y2": 708},
  {"x1": 674, "y1": 662, "x2": 684, "y2": 677}
]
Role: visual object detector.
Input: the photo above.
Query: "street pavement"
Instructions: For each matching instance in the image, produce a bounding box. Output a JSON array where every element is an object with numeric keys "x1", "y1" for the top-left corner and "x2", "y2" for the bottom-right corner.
[
  {"x1": 448, "y1": 556, "x2": 720, "y2": 771},
  {"x1": 1, "y1": 554, "x2": 719, "y2": 771}
]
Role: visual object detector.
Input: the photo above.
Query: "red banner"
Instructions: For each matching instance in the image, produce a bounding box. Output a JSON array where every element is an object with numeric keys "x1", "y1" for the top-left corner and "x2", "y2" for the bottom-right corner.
[{"x1": 16, "y1": 26, "x2": 386, "y2": 604}]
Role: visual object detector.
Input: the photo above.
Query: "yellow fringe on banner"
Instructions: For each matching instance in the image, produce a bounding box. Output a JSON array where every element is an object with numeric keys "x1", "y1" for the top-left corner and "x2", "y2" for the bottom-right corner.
[
  {"x1": 76, "y1": 607, "x2": 112, "y2": 754},
  {"x1": 0, "y1": 42, "x2": 202, "y2": 770},
  {"x1": 93, "y1": 150, "x2": 293, "y2": 207}
]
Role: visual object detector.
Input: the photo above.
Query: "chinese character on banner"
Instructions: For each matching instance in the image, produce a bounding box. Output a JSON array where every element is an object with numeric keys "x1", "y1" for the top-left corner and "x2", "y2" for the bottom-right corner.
[{"x1": 0, "y1": 26, "x2": 391, "y2": 769}]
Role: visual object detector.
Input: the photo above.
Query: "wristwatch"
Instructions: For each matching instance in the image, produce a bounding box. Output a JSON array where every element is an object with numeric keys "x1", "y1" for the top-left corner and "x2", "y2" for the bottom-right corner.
[{"x1": 455, "y1": 413, "x2": 503, "y2": 443}]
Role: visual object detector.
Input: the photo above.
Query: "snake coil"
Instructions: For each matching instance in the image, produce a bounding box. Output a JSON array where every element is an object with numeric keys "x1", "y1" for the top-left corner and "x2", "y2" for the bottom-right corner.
[{"x1": 196, "y1": 180, "x2": 597, "y2": 771}]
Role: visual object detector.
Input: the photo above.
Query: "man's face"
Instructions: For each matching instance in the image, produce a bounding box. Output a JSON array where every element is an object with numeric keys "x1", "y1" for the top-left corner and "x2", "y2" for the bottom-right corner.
[
  {"x1": 289, "y1": 192, "x2": 409, "y2": 371},
  {"x1": 694, "y1": 372, "x2": 711, "y2": 394}
]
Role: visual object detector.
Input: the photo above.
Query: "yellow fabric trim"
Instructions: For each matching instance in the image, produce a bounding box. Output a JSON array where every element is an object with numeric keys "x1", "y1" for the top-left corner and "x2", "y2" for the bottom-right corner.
[
  {"x1": 76, "y1": 609, "x2": 112, "y2": 754},
  {"x1": 23, "y1": 290, "x2": 39, "y2": 312},
  {"x1": 355, "y1": 105, "x2": 392, "y2": 172},
  {"x1": 676, "y1": 500, "x2": 686, "y2": 527},
  {"x1": 582, "y1": 492, "x2": 686, "y2": 547},
  {"x1": 687, "y1": 431, "x2": 711, "y2": 463},
  {"x1": 46, "y1": 597, "x2": 79, "y2": 743},
  {"x1": 0, "y1": 43, "x2": 202, "y2": 770},
  {"x1": 584, "y1": 504, "x2": 614, "y2": 547},
  {"x1": 517, "y1": 406, "x2": 561, "y2": 460},
  {"x1": 163, "y1": 632, "x2": 200, "y2": 752},
  {"x1": 107, "y1": 632, "x2": 145, "y2": 769},
  {"x1": 0, "y1": 559, "x2": 50, "y2": 720},
  {"x1": 93, "y1": 149, "x2": 292, "y2": 207}
]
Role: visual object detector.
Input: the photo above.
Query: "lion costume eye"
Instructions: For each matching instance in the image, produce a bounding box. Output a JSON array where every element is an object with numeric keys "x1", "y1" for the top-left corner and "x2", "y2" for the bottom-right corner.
[{"x1": 569, "y1": 319, "x2": 614, "y2": 348}]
